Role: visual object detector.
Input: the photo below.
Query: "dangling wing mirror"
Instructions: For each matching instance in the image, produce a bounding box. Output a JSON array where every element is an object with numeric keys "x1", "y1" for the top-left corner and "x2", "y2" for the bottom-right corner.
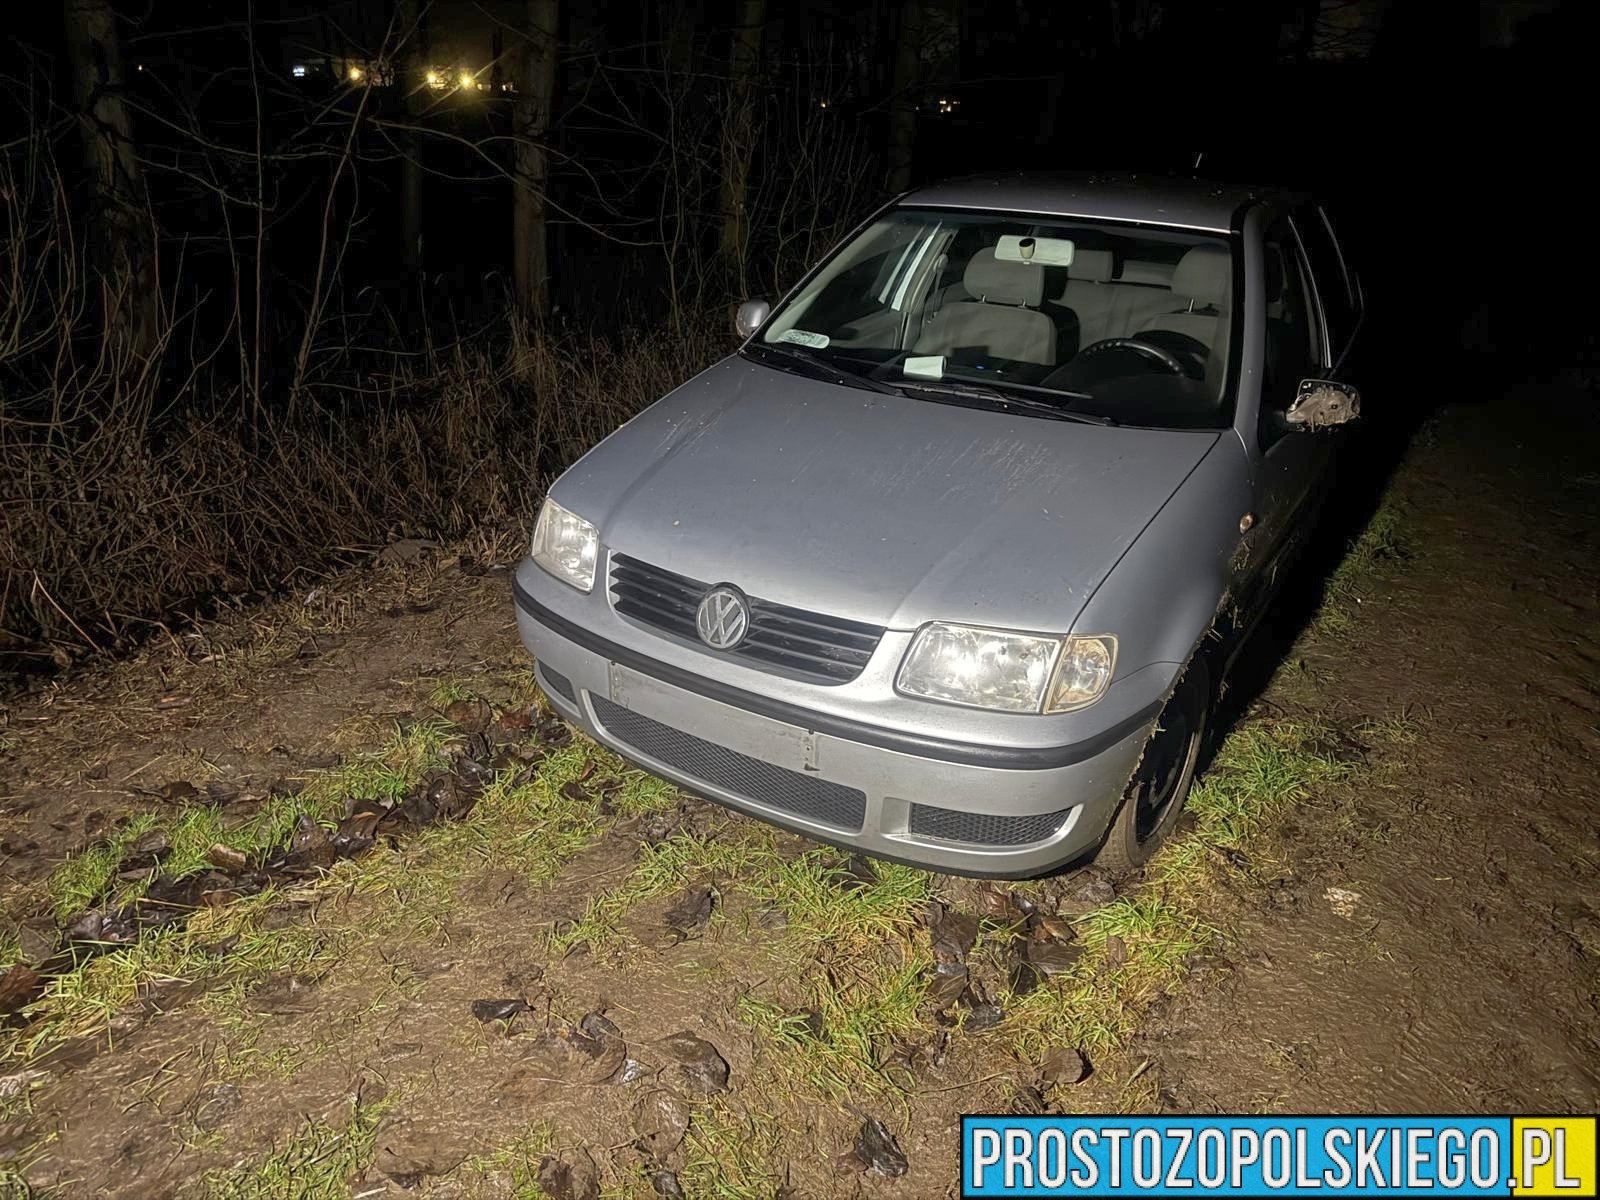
[
  {"x1": 1286, "y1": 378, "x2": 1361, "y2": 431},
  {"x1": 734, "y1": 299, "x2": 771, "y2": 340}
]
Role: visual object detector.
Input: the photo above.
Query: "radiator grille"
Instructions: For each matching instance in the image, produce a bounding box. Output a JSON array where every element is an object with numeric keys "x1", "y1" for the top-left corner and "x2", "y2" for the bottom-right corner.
[
  {"x1": 908, "y1": 802, "x2": 1072, "y2": 847},
  {"x1": 609, "y1": 554, "x2": 883, "y2": 684},
  {"x1": 591, "y1": 695, "x2": 866, "y2": 831}
]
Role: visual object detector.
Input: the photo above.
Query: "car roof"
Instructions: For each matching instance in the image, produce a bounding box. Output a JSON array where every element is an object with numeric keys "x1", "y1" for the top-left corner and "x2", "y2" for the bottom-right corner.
[{"x1": 900, "y1": 172, "x2": 1290, "y2": 233}]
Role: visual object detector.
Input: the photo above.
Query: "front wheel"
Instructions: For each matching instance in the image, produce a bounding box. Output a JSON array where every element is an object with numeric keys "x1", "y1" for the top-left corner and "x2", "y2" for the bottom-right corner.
[{"x1": 1094, "y1": 656, "x2": 1210, "y2": 873}]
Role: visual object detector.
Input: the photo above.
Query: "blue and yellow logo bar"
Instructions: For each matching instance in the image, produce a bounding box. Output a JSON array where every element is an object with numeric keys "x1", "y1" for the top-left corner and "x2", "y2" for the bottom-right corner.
[{"x1": 961, "y1": 1116, "x2": 1597, "y2": 1197}]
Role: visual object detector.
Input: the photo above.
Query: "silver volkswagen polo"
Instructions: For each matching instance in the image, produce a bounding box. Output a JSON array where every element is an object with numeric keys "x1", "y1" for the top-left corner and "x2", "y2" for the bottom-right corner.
[{"x1": 513, "y1": 173, "x2": 1362, "y2": 877}]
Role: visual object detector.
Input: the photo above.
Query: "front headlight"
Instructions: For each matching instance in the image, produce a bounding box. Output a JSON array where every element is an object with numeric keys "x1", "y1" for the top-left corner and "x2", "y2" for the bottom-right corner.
[
  {"x1": 896, "y1": 622, "x2": 1116, "y2": 714},
  {"x1": 530, "y1": 498, "x2": 598, "y2": 592}
]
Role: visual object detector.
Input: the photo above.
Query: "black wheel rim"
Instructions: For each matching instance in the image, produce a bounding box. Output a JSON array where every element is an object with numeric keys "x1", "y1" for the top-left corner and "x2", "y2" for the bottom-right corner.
[{"x1": 1132, "y1": 684, "x2": 1201, "y2": 844}]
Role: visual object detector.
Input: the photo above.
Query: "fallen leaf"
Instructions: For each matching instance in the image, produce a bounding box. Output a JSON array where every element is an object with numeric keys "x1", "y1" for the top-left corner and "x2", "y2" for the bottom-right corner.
[
  {"x1": 1323, "y1": 885, "x2": 1363, "y2": 918},
  {"x1": 1103, "y1": 933, "x2": 1128, "y2": 970},
  {"x1": 663, "y1": 885, "x2": 715, "y2": 936},
  {"x1": 288, "y1": 813, "x2": 333, "y2": 868},
  {"x1": 1025, "y1": 938, "x2": 1085, "y2": 976},
  {"x1": 963, "y1": 1001, "x2": 1004, "y2": 1032},
  {"x1": 633, "y1": 1089, "x2": 691, "y2": 1159},
  {"x1": 441, "y1": 696, "x2": 494, "y2": 734},
  {"x1": 537, "y1": 1148, "x2": 601, "y2": 1200},
  {"x1": 1040, "y1": 1046, "x2": 1090, "y2": 1087},
  {"x1": 471, "y1": 998, "x2": 530, "y2": 1023},
  {"x1": 835, "y1": 855, "x2": 879, "y2": 891},
  {"x1": 656, "y1": 1031, "x2": 729, "y2": 1095},
  {"x1": 975, "y1": 883, "x2": 1025, "y2": 925},
  {"x1": 929, "y1": 911, "x2": 980, "y2": 964},
  {"x1": 0, "y1": 963, "x2": 42, "y2": 1015},
  {"x1": 521, "y1": 1020, "x2": 628, "y2": 1084},
  {"x1": 924, "y1": 962, "x2": 969, "y2": 1011},
  {"x1": 1032, "y1": 913, "x2": 1077, "y2": 942},
  {"x1": 206, "y1": 843, "x2": 248, "y2": 872},
  {"x1": 853, "y1": 1115, "x2": 909, "y2": 1177}
]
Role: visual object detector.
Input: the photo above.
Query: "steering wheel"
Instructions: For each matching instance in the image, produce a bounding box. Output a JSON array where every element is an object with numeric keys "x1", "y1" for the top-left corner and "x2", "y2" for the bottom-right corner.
[{"x1": 1078, "y1": 337, "x2": 1189, "y2": 377}]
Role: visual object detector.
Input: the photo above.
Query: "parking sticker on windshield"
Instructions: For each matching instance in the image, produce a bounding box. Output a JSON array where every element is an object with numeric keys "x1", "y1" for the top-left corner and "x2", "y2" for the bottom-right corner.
[{"x1": 776, "y1": 329, "x2": 830, "y2": 349}]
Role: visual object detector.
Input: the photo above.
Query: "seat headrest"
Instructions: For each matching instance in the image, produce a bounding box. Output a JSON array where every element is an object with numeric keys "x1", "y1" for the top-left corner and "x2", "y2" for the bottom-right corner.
[
  {"x1": 1171, "y1": 245, "x2": 1231, "y2": 306},
  {"x1": 1066, "y1": 248, "x2": 1114, "y2": 283},
  {"x1": 963, "y1": 247, "x2": 1045, "y2": 307}
]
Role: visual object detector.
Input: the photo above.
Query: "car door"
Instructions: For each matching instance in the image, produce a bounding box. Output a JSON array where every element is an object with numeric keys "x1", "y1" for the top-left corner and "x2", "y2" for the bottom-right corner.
[{"x1": 1248, "y1": 215, "x2": 1337, "y2": 601}]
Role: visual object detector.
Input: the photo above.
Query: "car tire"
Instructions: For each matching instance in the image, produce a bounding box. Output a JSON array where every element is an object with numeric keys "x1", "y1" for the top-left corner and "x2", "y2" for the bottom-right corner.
[{"x1": 1093, "y1": 655, "x2": 1211, "y2": 874}]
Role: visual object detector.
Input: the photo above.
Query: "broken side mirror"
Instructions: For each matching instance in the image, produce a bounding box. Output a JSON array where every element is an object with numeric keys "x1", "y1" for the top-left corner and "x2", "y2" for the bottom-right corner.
[
  {"x1": 1286, "y1": 378, "x2": 1360, "y2": 431},
  {"x1": 734, "y1": 299, "x2": 770, "y2": 340}
]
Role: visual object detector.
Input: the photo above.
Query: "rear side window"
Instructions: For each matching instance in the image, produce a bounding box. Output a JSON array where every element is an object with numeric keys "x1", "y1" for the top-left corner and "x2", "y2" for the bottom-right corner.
[
  {"x1": 1294, "y1": 207, "x2": 1358, "y2": 363},
  {"x1": 1260, "y1": 220, "x2": 1326, "y2": 447}
]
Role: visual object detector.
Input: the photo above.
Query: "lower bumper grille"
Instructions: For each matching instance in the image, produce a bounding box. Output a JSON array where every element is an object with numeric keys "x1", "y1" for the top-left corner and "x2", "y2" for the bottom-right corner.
[
  {"x1": 908, "y1": 801, "x2": 1072, "y2": 847},
  {"x1": 591, "y1": 695, "x2": 866, "y2": 832}
]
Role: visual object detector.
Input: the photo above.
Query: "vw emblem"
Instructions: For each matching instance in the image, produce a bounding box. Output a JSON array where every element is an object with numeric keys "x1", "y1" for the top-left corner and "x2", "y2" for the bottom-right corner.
[{"x1": 696, "y1": 586, "x2": 749, "y2": 650}]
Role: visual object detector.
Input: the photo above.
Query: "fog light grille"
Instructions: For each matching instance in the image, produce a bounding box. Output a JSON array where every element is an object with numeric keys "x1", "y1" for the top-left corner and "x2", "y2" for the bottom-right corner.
[
  {"x1": 536, "y1": 663, "x2": 576, "y2": 703},
  {"x1": 908, "y1": 802, "x2": 1072, "y2": 847}
]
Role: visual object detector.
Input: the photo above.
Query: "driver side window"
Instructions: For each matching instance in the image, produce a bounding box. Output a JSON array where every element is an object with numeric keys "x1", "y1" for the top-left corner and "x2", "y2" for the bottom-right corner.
[{"x1": 1260, "y1": 222, "x2": 1327, "y2": 444}]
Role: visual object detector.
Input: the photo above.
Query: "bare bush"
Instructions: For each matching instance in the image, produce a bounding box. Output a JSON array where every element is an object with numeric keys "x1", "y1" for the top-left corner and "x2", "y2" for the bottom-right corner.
[{"x1": 0, "y1": 140, "x2": 720, "y2": 657}]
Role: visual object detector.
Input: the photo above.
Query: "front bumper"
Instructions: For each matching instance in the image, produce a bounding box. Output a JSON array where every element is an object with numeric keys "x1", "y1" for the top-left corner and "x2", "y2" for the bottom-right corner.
[{"x1": 512, "y1": 565, "x2": 1158, "y2": 877}]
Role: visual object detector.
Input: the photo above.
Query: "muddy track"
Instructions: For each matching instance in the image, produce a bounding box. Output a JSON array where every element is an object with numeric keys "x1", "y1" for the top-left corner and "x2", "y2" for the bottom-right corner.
[
  {"x1": 2, "y1": 382, "x2": 1598, "y2": 1197},
  {"x1": 1143, "y1": 380, "x2": 1600, "y2": 1113}
]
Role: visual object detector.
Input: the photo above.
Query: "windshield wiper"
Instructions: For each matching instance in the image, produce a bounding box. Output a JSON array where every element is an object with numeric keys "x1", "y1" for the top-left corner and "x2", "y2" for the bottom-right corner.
[
  {"x1": 943, "y1": 373, "x2": 1101, "y2": 407},
  {"x1": 896, "y1": 378, "x2": 1117, "y2": 426},
  {"x1": 744, "y1": 343, "x2": 901, "y2": 396}
]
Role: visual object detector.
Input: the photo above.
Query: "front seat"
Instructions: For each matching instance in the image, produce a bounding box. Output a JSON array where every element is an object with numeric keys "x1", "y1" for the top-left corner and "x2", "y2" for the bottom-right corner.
[
  {"x1": 916, "y1": 248, "x2": 1057, "y2": 367},
  {"x1": 1135, "y1": 244, "x2": 1231, "y2": 358}
]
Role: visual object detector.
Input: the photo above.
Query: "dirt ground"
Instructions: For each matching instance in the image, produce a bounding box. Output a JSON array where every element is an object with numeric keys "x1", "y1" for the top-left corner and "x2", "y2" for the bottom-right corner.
[
  {"x1": 2, "y1": 379, "x2": 1597, "y2": 1198},
  {"x1": 1143, "y1": 379, "x2": 1600, "y2": 1113}
]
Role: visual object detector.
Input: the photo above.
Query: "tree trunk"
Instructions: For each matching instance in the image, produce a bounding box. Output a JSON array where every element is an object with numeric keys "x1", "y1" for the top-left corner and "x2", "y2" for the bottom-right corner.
[
  {"x1": 717, "y1": 0, "x2": 765, "y2": 290},
  {"x1": 885, "y1": 0, "x2": 922, "y2": 194},
  {"x1": 513, "y1": 0, "x2": 560, "y2": 321},
  {"x1": 63, "y1": 0, "x2": 159, "y2": 361},
  {"x1": 399, "y1": 0, "x2": 425, "y2": 282}
]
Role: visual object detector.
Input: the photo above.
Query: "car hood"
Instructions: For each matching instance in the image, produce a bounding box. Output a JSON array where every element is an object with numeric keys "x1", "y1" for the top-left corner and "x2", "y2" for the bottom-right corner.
[{"x1": 552, "y1": 357, "x2": 1220, "y2": 632}]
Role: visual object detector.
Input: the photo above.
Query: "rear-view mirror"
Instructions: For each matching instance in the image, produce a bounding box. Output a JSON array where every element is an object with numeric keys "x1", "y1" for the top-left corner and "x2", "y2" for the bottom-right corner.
[
  {"x1": 1286, "y1": 378, "x2": 1361, "y2": 430},
  {"x1": 734, "y1": 299, "x2": 770, "y2": 339}
]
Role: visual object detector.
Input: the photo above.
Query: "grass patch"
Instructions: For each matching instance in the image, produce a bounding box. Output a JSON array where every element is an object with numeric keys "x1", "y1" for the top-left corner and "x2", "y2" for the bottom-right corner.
[
  {"x1": 1004, "y1": 718, "x2": 1351, "y2": 1062},
  {"x1": 33, "y1": 719, "x2": 455, "y2": 930},
  {"x1": 1007, "y1": 893, "x2": 1211, "y2": 1059},
  {"x1": 1169, "y1": 720, "x2": 1351, "y2": 861},
  {"x1": 549, "y1": 824, "x2": 786, "y2": 952},
  {"x1": 554, "y1": 829, "x2": 936, "y2": 1098},
  {"x1": 6, "y1": 718, "x2": 456, "y2": 1063},
  {"x1": 732, "y1": 856, "x2": 933, "y2": 1097},
  {"x1": 7, "y1": 888, "x2": 329, "y2": 1064},
  {"x1": 43, "y1": 812, "x2": 163, "y2": 921},
  {"x1": 344, "y1": 739, "x2": 678, "y2": 938},
  {"x1": 739, "y1": 958, "x2": 926, "y2": 1100},
  {"x1": 460, "y1": 1122, "x2": 557, "y2": 1199},
  {"x1": 427, "y1": 679, "x2": 478, "y2": 708},
  {"x1": 202, "y1": 1095, "x2": 385, "y2": 1199},
  {"x1": 678, "y1": 1099, "x2": 790, "y2": 1200}
]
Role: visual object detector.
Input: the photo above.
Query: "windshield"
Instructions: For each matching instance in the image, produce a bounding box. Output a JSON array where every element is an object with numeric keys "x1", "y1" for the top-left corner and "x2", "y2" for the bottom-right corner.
[{"x1": 756, "y1": 207, "x2": 1238, "y2": 429}]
